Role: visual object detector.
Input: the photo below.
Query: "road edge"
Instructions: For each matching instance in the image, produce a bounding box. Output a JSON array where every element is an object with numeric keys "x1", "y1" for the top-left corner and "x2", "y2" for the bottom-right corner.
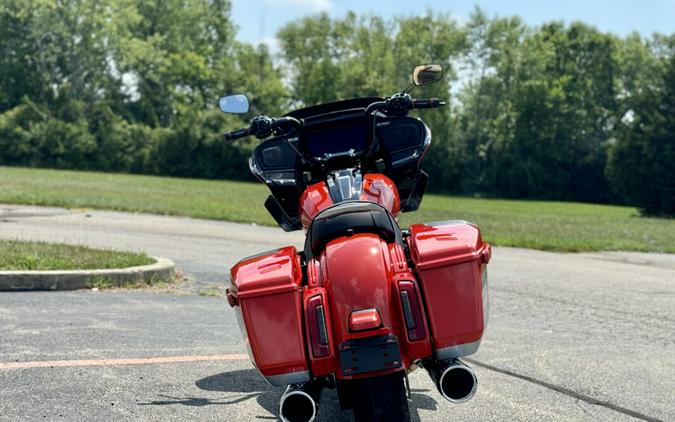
[{"x1": 0, "y1": 257, "x2": 175, "y2": 291}]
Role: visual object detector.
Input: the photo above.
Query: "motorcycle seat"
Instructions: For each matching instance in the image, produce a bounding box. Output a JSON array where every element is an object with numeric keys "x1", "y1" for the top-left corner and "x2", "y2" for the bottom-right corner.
[{"x1": 304, "y1": 201, "x2": 403, "y2": 259}]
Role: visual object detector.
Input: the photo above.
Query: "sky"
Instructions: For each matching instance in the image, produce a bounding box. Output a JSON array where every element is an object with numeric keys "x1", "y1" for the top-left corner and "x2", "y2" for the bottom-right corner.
[{"x1": 231, "y1": 0, "x2": 675, "y2": 50}]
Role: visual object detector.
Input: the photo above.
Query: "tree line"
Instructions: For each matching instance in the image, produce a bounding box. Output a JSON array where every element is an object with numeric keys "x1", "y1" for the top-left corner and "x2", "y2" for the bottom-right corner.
[{"x1": 0, "y1": 1, "x2": 673, "y2": 215}]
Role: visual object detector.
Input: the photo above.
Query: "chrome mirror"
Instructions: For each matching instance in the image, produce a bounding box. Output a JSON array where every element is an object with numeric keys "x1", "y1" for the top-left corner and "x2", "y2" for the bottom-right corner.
[
  {"x1": 219, "y1": 95, "x2": 249, "y2": 113},
  {"x1": 412, "y1": 64, "x2": 443, "y2": 86}
]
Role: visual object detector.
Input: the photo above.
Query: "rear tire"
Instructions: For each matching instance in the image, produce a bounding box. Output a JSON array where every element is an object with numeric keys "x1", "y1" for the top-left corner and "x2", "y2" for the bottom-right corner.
[
  {"x1": 350, "y1": 371, "x2": 411, "y2": 422},
  {"x1": 336, "y1": 379, "x2": 353, "y2": 410}
]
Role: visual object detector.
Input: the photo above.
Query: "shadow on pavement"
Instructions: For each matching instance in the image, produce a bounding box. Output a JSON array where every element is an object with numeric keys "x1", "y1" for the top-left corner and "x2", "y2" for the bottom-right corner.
[
  {"x1": 140, "y1": 368, "x2": 439, "y2": 421},
  {"x1": 195, "y1": 368, "x2": 284, "y2": 417},
  {"x1": 137, "y1": 392, "x2": 260, "y2": 407}
]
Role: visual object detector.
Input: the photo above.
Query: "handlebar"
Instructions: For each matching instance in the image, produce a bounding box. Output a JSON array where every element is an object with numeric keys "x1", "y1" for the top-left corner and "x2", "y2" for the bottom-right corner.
[
  {"x1": 224, "y1": 116, "x2": 301, "y2": 141},
  {"x1": 223, "y1": 127, "x2": 250, "y2": 141},
  {"x1": 412, "y1": 98, "x2": 446, "y2": 109},
  {"x1": 223, "y1": 95, "x2": 444, "y2": 141},
  {"x1": 365, "y1": 95, "x2": 445, "y2": 116}
]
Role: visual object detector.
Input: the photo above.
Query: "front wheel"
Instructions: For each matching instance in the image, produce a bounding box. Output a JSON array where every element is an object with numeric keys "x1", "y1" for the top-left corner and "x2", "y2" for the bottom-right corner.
[{"x1": 348, "y1": 371, "x2": 411, "y2": 422}]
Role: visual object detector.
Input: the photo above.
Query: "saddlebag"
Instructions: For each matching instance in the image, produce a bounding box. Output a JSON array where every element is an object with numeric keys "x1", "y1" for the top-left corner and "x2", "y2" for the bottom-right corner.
[
  {"x1": 407, "y1": 221, "x2": 491, "y2": 359},
  {"x1": 227, "y1": 246, "x2": 309, "y2": 386}
]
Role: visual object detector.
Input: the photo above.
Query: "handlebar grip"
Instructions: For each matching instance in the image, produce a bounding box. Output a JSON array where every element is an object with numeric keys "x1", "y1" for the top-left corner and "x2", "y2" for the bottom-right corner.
[
  {"x1": 224, "y1": 127, "x2": 250, "y2": 141},
  {"x1": 412, "y1": 98, "x2": 446, "y2": 109}
]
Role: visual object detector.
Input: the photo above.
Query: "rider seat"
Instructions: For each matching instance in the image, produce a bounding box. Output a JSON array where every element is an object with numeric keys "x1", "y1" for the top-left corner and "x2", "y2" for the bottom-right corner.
[{"x1": 304, "y1": 201, "x2": 403, "y2": 259}]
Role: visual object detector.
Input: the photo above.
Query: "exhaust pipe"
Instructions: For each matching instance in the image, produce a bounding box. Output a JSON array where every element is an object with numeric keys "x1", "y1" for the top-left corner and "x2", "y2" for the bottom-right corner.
[
  {"x1": 279, "y1": 381, "x2": 323, "y2": 422},
  {"x1": 425, "y1": 359, "x2": 477, "y2": 403}
]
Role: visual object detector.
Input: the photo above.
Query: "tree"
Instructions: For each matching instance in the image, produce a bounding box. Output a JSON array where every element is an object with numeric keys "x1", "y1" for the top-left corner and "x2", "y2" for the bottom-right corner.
[
  {"x1": 451, "y1": 14, "x2": 621, "y2": 202},
  {"x1": 607, "y1": 48, "x2": 675, "y2": 216},
  {"x1": 0, "y1": 0, "x2": 289, "y2": 180},
  {"x1": 277, "y1": 12, "x2": 467, "y2": 190}
]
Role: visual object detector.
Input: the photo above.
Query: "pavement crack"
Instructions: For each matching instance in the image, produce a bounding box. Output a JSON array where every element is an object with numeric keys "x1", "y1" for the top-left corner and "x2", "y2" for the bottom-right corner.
[{"x1": 465, "y1": 358, "x2": 665, "y2": 422}]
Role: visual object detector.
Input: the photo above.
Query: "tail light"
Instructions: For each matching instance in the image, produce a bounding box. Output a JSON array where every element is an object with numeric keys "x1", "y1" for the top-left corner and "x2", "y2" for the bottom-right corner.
[
  {"x1": 349, "y1": 309, "x2": 382, "y2": 331},
  {"x1": 307, "y1": 295, "x2": 330, "y2": 358},
  {"x1": 398, "y1": 280, "x2": 426, "y2": 341}
]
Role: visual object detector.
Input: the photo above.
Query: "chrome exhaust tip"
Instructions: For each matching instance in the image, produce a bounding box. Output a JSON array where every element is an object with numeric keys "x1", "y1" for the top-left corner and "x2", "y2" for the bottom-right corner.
[
  {"x1": 279, "y1": 382, "x2": 322, "y2": 422},
  {"x1": 425, "y1": 359, "x2": 477, "y2": 403}
]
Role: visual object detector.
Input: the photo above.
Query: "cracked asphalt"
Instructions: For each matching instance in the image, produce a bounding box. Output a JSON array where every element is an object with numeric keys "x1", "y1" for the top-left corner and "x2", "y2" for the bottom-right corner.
[{"x1": 0, "y1": 205, "x2": 673, "y2": 421}]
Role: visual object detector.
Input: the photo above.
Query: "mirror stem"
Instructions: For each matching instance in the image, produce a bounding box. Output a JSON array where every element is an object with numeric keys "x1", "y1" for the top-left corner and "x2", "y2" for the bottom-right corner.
[{"x1": 403, "y1": 82, "x2": 416, "y2": 94}]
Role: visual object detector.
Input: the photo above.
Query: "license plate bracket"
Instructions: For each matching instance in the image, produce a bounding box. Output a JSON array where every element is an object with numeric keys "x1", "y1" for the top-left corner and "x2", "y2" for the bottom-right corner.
[{"x1": 339, "y1": 334, "x2": 402, "y2": 376}]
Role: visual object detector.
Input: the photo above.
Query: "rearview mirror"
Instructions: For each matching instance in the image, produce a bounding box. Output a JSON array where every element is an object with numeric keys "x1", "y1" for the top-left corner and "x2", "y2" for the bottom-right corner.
[
  {"x1": 219, "y1": 95, "x2": 249, "y2": 113},
  {"x1": 412, "y1": 64, "x2": 443, "y2": 86}
]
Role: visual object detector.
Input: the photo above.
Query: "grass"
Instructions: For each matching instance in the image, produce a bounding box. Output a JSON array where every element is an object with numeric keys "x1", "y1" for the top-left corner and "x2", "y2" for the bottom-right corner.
[
  {"x1": 0, "y1": 239, "x2": 155, "y2": 271},
  {"x1": 86, "y1": 273, "x2": 177, "y2": 290},
  {"x1": 400, "y1": 196, "x2": 675, "y2": 253},
  {"x1": 1, "y1": 166, "x2": 674, "y2": 253},
  {"x1": 0, "y1": 166, "x2": 272, "y2": 224}
]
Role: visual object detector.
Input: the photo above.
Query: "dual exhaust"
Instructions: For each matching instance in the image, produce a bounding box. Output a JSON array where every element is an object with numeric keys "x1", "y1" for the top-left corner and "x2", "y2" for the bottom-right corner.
[
  {"x1": 278, "y1": 359, "x2": 476, "y2": 422},
  {"x1": 425, "y1": 358, "x2": 477, "y2": 403},
  {"x1": 279, "y1": 380, "x2": 323, "y2": 422}
]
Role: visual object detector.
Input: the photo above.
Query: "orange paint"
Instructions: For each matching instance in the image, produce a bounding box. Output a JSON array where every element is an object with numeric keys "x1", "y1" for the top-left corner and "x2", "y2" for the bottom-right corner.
[{"x1": 0, "y1": 354, "x2": 249, "y2": 370}]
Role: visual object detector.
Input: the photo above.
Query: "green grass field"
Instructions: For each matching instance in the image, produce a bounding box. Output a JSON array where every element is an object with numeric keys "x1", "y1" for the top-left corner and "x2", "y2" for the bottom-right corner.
[
  {"x1": 0, "y1": 239, "x2": 154, "y2": 271},
  {"x1": 1, "y1": 166, "x2": 673, "y2": 253}
]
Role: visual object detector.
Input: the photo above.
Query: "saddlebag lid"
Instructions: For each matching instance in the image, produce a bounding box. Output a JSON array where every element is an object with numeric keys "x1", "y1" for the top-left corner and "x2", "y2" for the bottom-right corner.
[
  {"x1": 230, "y1": 246, "x2": 302, "y2": 299},
  {"x1": 408, "y1": 221, "x2": 491, "y2": 270}
]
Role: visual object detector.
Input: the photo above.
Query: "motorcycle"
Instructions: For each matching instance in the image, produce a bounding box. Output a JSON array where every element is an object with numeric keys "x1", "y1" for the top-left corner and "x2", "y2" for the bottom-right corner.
[{"x1": 222, "y1": 64, "x2": 491, "y2": 422}]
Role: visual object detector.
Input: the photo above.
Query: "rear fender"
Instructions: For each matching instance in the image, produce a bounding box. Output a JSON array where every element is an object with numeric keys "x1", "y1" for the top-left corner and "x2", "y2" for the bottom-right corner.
[{"x1": 318, "y1": 233, "x2": 411, "y2": 379}]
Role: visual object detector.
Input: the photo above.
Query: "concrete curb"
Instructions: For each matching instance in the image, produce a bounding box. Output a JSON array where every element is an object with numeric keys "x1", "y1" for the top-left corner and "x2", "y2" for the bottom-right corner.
[{"x1": 0, "y1": 257, "x2": 175, "y2": 291}]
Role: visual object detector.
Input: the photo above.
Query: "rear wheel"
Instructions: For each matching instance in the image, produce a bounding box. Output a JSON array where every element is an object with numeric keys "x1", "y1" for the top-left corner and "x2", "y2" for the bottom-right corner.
[
  {"x1": 349, "y1": 371, "x2": 410, "y2": 422},
  {"x1": 336, "y1": 378, "x2": 353, "y2": 410}
]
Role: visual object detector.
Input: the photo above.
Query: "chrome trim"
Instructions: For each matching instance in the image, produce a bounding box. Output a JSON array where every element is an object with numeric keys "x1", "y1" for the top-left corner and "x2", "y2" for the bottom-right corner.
[
  {"x1": 437, "y1": 360, "x2": 477, "y2": 403},
  {"x1": 422, "y1": 123, "x2": 431, "y2": 151},
  {"x1": 392, "y1": 151, "x2": 420, "y2": 167},
  {"x1": 248, "y1": 157, "x2": 265, "y2": 183},
  {"x1": 264, "y1": 370, "x2": 311, "y2": 386},
  {"x1": 327, "y1": 169, "x2": 363, "y2": 203},
  {"x1": 279, "y1": 386, "x2": 317, "y2": 422},
  {"x1": 233, "y1": 308, "x2": 255, "y2": 364},
  {"x1": 352, "y1": 171, "x2": 363, "y2": 199},
  {"x1": 336, "y1": 173, "x2": 351, "y2": 200},
  {"x1": 269, "y1": 178, "x2": 296, "y2": 185},
  {"x1": 434, "y1": 339, "x2": 482, "y2": 360}
]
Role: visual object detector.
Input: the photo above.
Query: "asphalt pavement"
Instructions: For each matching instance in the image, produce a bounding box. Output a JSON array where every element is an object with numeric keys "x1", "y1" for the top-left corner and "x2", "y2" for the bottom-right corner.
[{"x1": 0, "y1": 205, "x2": 673, "y2": 421}]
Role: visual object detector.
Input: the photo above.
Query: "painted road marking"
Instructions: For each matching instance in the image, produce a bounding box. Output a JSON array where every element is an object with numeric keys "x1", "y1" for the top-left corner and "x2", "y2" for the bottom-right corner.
[{"x1": 0, "y1": 354, "x2": 249, "y2": 370}]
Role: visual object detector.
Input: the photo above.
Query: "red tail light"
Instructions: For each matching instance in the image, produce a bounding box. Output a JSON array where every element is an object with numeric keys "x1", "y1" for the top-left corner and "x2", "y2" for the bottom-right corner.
[
  {"x1": 307, "y1": 295, "x2": 330, "y2": 358},
  {"x1": 349, "y1": 309, "x2": 382, "y2": 331},
  {"x1": 398, "y1": 280, "x2": 427, "y2": 341}
]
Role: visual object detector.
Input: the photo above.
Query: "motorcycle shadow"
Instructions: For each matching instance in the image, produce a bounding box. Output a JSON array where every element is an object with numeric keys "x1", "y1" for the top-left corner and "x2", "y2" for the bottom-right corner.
[{"x1": 193, "y1": 369, "x2": 438, "y2": 421}]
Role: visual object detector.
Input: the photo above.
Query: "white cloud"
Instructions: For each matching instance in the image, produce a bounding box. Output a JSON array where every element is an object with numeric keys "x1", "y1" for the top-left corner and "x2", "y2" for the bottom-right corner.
[{"x1": 266, "y1": 0, "x2": 331, "y2": 12}]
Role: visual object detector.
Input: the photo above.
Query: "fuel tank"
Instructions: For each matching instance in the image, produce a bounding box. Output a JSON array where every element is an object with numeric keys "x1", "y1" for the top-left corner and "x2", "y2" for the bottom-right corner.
[{"x1": 299, "y1": 173, "x2": 400, "y2": 229}]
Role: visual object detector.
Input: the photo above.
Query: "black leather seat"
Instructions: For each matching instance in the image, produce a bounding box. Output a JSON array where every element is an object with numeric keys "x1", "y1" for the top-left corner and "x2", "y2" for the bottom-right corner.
[{"x1": 304, "y1": 201, "x2": 403, "y2": 259}]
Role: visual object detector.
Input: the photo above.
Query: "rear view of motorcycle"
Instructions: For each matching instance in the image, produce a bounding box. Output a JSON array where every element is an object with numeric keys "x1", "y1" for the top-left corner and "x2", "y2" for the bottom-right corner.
[{"x1": 222, "y1": 64, "x2": 491, "y2": 422}]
